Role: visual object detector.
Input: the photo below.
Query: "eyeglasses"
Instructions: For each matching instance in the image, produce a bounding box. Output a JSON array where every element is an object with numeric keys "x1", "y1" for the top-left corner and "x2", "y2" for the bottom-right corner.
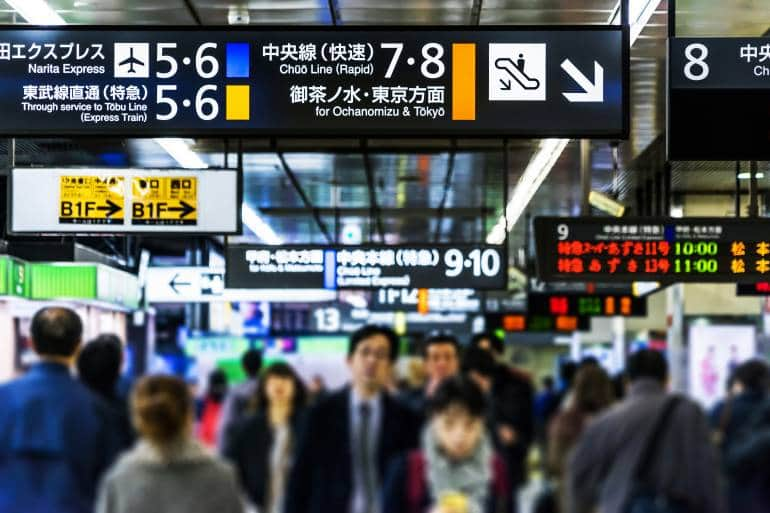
[{"x1": 356, "y1": 347, "x2": 390, "y2": 361}]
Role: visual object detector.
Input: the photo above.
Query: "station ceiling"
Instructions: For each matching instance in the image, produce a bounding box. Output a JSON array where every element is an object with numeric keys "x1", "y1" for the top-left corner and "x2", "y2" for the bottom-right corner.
[{"x1": 1, "y1": 0, "x2": 769, "y2": 270}]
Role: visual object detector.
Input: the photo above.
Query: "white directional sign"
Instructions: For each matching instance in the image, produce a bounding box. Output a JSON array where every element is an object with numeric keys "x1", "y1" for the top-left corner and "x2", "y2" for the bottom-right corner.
[
  {"x1": 10, "y1": 167, "x2": 239, "y2": 234},
  {"x1": 561, "y1": 59, "x2": 604, "y2": 102}
]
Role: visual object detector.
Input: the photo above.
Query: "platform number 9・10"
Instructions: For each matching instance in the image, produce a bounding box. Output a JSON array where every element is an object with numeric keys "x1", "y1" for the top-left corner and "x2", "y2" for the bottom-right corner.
[{"x1": 684, "y1": 43, "x2": 710, "y2": 81}]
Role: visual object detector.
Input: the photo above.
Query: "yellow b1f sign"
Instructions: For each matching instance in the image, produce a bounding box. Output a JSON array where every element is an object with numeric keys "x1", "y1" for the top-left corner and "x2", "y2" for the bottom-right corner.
[
  {"x1": 132, "y1": 176, "x2": 197, "y2": 226},
  {"x1": 59, "y1": 175, "x2": 124, "y2": 225}
]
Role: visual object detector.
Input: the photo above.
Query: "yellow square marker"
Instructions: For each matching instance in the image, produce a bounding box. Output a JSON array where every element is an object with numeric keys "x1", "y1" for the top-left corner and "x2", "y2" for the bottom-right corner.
[{"x1": 226, "y1": 85, "x2": 250, "y2": 121}]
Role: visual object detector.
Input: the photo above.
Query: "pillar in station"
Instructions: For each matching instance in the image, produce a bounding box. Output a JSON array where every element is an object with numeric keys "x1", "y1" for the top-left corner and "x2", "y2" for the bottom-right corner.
[{"x1": 666, "y1": 284, "x2": 686, "y2": 393}]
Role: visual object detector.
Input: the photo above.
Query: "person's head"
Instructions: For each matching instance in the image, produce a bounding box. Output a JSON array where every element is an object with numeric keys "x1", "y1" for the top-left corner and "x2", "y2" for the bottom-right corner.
[
  {"x1": 579, "y1": 356, "x2": 600, "y2": 369},
  {"x1": 77, "y1": 335, "x2": 123, "y2": 397},
  {"x1": 347, "y1": 325, "x2": 399, "y2": 396},
  {"x1": 428, "y1": 376, "x2": 488, "y2": 461},
  {"x1": 626, "y1": 349, "x2": 668, "y2": 385},
  {"x1": 241, "y1": 348, "x2": 263, "y2": 379},
  {"x1": 560, "y1": 361, "x2": 578, "y2": 390},
  {"x1": 206, "y1": 369, "x2": 228, "y2": 403},
  {"x1": 541, "y1": 375, "x2": 555, "y2": 391},
  {"x1": 421, "y1": 333, "x2": 461, "y2": 384},
  {"x1": 469, "y1": 332, "x2": 504, "y2": 357},
  {"x1": 131, "y1": 375, "x2": 193, "y2": 447},
  {"x1": 30, "y1": 307, "x2": 83, "y2": 363},
  {"x1": 732, "y1": 359, "x2": 770, "y2": 395},
  {"x1": 255, "y1": 362, "x2": 307, "y2": 413},
  {"x1": 572, "y1": 365, "x2": 615, "y2": 414},
  {"x1": 462, "y1": 346, "x2": 496, "y2": 393}
]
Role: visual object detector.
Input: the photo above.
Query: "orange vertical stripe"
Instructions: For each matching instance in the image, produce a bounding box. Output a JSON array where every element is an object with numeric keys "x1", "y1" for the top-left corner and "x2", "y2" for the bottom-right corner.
[
  {"x1": 452, "y1": 43, "x2": 476, "y2": 121},
  {"x1": 417, "y1": 288, "x2": 429, "y2": 315}
]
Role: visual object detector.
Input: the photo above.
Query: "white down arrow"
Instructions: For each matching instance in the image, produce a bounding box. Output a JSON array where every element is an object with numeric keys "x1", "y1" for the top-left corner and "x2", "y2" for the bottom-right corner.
[{"x1": 561, "y1": 59, "x2": 604, "y2": 102}]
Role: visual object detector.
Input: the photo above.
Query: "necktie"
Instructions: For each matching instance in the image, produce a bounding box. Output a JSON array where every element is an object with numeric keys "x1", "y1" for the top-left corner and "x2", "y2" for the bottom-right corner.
[{"x1": 359, "y1": 403, "x2": 375, "y2": 513}]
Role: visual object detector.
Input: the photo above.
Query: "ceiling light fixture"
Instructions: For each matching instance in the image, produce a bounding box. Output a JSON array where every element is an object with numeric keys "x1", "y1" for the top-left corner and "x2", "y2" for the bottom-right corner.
[
  {"x1": 737, "y1": 172, "x2": 765, "y2": 180},
  {"x1": 486, "y1": 0, "x2": 662, "y2": 245},
  {"x1": 5, "y1": 0, "x2": 65, "y2": 24},
  {"x1": 153, "y1": 138, "x2": 208, "y2": 169},
  {"x1": 242, "y1": 204, "x2": 283, "y2": 245}
]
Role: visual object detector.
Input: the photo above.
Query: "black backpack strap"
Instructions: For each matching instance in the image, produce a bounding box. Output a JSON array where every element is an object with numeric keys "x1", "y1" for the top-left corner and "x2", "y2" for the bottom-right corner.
[{"x1": 633, "y1": 396, "x2": 682, "y2": 482}]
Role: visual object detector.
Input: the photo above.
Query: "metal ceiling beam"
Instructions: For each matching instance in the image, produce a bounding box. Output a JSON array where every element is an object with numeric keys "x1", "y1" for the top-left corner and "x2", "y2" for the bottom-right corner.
[
  {"x1": 259, "y1": 207, "x2": 495, "y2": 217},
  {"x1": 470, "y1": 0, "x2": 484, "y2": 25},
  {"x1": 277, "y1": 152, "x2": 334, "y2": 243},
  {"x1": 433, "y1": 144, "x2": 457, "y2": 242},
  {"x1": 361, "y1": 141, "x2": 385, "y2": 242},
  {"x1": 182, "y1": 0, "x2": 203, "y2": 25}
]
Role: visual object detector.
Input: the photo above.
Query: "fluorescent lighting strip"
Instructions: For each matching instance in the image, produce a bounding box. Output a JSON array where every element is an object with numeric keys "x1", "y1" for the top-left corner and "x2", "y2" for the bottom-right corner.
[
  {"x1": 242, "y1": 204, "x2": 283, "y2": 245},
  {"x1": 153, "y1": 138, "x2": 208, "y2": 169},
  {"x1": 5, "y1": 0, "x2": 65, "y2": 25},
  {"x1": 486, "y1": 0, "x2": 662, "y2": 244}
]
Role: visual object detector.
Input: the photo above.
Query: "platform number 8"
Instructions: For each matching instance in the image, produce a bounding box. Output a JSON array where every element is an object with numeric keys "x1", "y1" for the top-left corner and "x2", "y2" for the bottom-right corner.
[{"x1": 684, "y1": 43, "x2": 709, "y2": 81}]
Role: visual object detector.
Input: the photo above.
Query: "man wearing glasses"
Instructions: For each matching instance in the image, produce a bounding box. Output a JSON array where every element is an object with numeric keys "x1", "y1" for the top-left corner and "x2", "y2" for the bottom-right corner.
[{"x1": 285, "y1": 325, "x2": 420, "y2": 513}]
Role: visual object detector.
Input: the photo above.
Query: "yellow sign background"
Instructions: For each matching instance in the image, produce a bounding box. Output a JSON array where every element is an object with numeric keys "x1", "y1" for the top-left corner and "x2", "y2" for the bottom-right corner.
[
  {"x1": 131, "y1": 176, "x2": 198, "y2": 226},
  {"x1": 59, "y1": 175, "x2": 124, "y2": 224}
]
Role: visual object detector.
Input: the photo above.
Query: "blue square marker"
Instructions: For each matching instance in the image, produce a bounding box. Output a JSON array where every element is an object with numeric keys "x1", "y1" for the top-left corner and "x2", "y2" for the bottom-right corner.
[{"x1": 226, "y1": 43, "x2": 250, "y2": 78}]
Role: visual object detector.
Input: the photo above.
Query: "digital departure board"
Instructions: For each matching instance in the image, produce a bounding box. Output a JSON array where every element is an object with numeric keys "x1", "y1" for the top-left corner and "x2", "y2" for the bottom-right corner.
[
  {"x1": 669, "y1": 37, "x2": 770, "y2": 160},
  {"x1": 226, "y1": 244, "x2": 507, "y2": 290},
  {"x1": 485, "y1": 313, "x2": 590, "y2": 333},
  {"x1": 527, "y1": 293, "x2": 647, "y2": 317},
  {"x1": 534, "y1": 217, "x2": 770, "y2": 283},
  {"x1": 0, "y1": 27, "x2": 626, "y2": 138},
  {"x1": 736, "y1": 282, "x2": 770, "y2": 296}
]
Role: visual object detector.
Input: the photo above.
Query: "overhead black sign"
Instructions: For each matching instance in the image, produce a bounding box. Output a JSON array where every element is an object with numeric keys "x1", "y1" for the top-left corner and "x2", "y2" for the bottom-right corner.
[
  {"x1": 485, "y1": 313, "x2": 590, "y2": 333},
  {"x1": 736, "y1": 282, "x2": 770, "y2": 296},
  {"x1": 370, "y1": 288, "x2": 482, "y2": 312},
  {"x1": 0, "y1": 26, "x2": 627, "y2": 138},
  {"x1": 226, "y1": 244, "x2": 507, "y2": 290},
  {"x1": 669, "y1": 37, "x2": 770, "y2": 160},
  {"x1": 534, "y1": 216, "x2": 770, "y2": 283},
  {"x1": 527, "y1": 292, "x2": 647, "y2": 317}
]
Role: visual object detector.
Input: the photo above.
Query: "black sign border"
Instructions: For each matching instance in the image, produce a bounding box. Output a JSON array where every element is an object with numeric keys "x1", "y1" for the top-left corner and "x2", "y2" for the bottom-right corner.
[
  {"x1": 0, "y1": 24, "x2": 629, "y2": 140},
  {"x1": 7, "y1": 166, "x2": 244, "y2": 236}
]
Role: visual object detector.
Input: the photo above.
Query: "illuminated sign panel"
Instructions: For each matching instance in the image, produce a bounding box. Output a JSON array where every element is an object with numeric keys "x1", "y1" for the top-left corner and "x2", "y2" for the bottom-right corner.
[
  {"x1": 226, "y1": 245, "x2": 507, "y2": 290},
  {"x1": 0, "y1": 27, "x2": 626, "y2": 138},
  {"x1": 534, "y1": 217, "x2": 770, "y2": 283},
  {"x1": 527, "y1": 293, "x2": 647, "y2": 317}
]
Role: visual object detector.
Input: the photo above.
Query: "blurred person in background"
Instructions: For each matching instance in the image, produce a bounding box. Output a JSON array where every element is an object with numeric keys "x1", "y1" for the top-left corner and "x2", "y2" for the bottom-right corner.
[
  {"x1": 0, "y1": 307, "x2": 121, "y2": 513},
  {"x1": 307, "y1": 374, "x2": 328, "y2": 404},
  {"x1": 197, "y1": 369, "x2": 229, "y2": 448},
  {"x1": 710, "y1": 359, "x2": 770, "y2": 513},
  {"x1": 468, "y1": 333, "x2": 534, "y2": 507},
  {"x1": 382, "y1": 376, "x2": 512, "y2": 513},
  {"x1": 567, "y1": 349, "x2": 723, "y2": 513},
  {"x1": 534, "y1": 376, "x2": 560, "y2": 451},
  {"x1": 725, "y1": 399, "x2": 770, "y2": 513},
  {"x1": 77, "y1": 334, "x2": 135, "y2": 450},
  {"x1": 285, "y1": 325, "x2": 420, "y2": 513},
  {"x1": 402, "y1": 333, "x2": 462, "y2": 415},
  {"x1": 96, "y1": 375, "x2": 244, "y2": 513},
  {"x1": 555, "y1": 361, "x2": 577, "y2": 409},
  {"x1": 224, "y1": 362, "x2": 307, "y2": 513},
  {"x1": 218, "y1": 348, "x2": 263, "y2": 451},
  {"x1": 546, "y1": 366, "x2": 615, "y2": 512}
]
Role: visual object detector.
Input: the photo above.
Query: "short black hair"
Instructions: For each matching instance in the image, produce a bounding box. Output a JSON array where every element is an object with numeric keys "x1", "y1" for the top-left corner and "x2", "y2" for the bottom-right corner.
[
  {"x1": 77, "y1": 335, "x2": 123, "y2": 397},
  {"x1": 428, "y1": 376, "x2": 487, "y2": 418},
  {"x1": 462, "y1": 346, "x2": 496, "y2": 378},
  {"x1": 469, "y1": 331, "x2": 504, "y2": 355},
  {"x1": 207, "y1": 369, "x2": 229, "y2": 402},
  {"x1": 580, "y1": 356, "x2": 600, "y2": 369},
  {"x1": 560, "y1": 361, "x2": 578, "y2": 388},
  {"x1": 733, "y1": 359, "x2": 770, "y2": 393},
  {"x1": 542, "y1": 376, "x2": 555, "y2": 389},
  {"x1": 241, "y1": 349, "x2": 263, "y2": 378},
  {"x1": 421, "y1": 333, "x2": 461, "y2": 359},
  {"x1": 626, "y1": 349, "x2": 668, "y2": 383},
  {"x1": 348, "y1": 325, "x2": 399, "y2": 363},
  {"x1": 31, "y1": 307, "x2": 83, "y2": 358},
  {"x1": 254, "y1": 362, "x2": 307, "y2": 414}
]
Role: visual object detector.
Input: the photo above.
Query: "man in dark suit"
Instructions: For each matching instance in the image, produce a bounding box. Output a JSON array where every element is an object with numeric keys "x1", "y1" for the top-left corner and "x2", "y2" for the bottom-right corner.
[{"x1": 285, "y1": 325, "x2": 419, "y2": 513}]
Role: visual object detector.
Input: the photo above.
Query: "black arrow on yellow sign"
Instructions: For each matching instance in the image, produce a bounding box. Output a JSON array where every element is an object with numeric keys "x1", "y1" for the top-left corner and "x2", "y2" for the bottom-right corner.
[
  {"x1": 167, "y1": 201, "x2": 196, "y2": 218},
  {"x1": 97, "y1": 200, "x2": 122, "y2": 218}
]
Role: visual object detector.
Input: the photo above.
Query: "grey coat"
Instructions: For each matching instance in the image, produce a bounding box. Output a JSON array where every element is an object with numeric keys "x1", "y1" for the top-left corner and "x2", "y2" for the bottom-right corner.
[
  {"x1": 566, "y1": 379, "x2": 725, "y2": 513},
  {"x1": 96, "y1": 438, "x2": 245, "y2": 513}
]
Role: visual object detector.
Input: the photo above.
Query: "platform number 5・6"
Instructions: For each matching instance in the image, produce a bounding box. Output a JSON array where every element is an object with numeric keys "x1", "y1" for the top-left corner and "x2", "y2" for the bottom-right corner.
[{"x1": 684, "y1": 43, "x2": 710, "y2": 81}]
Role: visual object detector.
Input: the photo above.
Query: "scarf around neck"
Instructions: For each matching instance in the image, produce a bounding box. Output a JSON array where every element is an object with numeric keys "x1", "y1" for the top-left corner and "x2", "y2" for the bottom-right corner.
[{"x1": 422, "y1": 425, "x2": 492, "y2": 513}]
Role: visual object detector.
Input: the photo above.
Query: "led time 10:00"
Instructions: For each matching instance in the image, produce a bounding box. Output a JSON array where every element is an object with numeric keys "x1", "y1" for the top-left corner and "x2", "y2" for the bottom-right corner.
[{"x1": 672, "y1": 242, "x2": 719, "y2": 273}]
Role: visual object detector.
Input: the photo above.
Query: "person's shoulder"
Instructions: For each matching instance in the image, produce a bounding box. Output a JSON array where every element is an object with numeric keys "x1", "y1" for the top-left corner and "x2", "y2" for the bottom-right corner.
[{"x1": 313, "y1": 386, "x2": 349, "y2": 412}]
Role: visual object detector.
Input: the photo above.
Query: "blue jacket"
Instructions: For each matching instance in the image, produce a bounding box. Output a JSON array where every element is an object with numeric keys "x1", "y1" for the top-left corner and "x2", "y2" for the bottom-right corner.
[{"x1": 0, "y1": 362, "x2": 122, "y2": 513}]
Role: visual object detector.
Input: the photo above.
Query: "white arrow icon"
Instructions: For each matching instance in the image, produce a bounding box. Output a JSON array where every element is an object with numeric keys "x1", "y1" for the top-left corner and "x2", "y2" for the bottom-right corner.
[{"x1": 561, "y1": 59, "x2": 604, "y2": 102}]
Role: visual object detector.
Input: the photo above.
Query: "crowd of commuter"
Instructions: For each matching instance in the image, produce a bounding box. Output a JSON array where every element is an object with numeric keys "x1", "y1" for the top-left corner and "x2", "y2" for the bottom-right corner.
[{"x1": 2, "y1": 306, "x2": 770, "y2": 513}]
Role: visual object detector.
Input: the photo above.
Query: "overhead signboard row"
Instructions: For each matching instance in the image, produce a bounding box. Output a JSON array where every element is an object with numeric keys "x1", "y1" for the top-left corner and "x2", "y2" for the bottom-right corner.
[
  {"x1": 10, "y1": 168, "x2": 239, "y2": 234},
  {"x1": 0, "y1": 27, "x2": 627, "y2": 138},
  {"x1": 534, "y1": 217, "x2": 770, "y2": 283}
]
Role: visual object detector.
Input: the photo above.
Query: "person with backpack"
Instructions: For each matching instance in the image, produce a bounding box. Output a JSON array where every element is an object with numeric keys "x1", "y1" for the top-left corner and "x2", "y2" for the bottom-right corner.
[
  {"x1": 382, "y1": 376, "x2": 512, "y2": 513},
  {"x1": 566, "y1": 349, "x2": 724, "y2": 513}
]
